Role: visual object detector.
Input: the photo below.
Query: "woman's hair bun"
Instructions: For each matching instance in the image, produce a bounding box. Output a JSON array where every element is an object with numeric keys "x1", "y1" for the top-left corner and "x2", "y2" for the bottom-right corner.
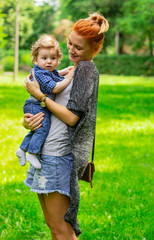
[{"x1": 89, "y1": 12, "x2": 109, "y2": 34}]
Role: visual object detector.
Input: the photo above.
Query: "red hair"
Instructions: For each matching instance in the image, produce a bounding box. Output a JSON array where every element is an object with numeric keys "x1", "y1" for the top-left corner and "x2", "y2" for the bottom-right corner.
[{"x1": 73, "y1": 13, "x2": 109, "y2": 56}]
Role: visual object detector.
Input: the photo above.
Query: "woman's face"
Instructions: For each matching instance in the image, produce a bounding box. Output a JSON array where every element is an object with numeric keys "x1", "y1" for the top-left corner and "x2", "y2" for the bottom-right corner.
[{"x1": 67, "y1": 31, "x2": 93, "y2": 66}]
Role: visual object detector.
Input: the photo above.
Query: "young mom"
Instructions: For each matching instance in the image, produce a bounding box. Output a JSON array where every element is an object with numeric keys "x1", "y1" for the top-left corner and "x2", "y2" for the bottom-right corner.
[{"x1": 23, "y1": 12, "x2": 109, "y2": 240}]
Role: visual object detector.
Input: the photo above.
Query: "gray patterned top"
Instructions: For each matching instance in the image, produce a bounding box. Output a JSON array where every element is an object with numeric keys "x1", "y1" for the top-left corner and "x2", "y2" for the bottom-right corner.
[{"x1": 64, "y1": 61, "x2": 99, "y2": 236}]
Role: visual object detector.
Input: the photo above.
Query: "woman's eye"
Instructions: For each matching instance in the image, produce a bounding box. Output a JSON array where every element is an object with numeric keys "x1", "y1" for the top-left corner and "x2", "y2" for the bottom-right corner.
[
  {"x1": 68, "y1": 41, "x2": 72, "y2": 45},
  {"x1": 76, "y1": 47, "x2": 82, "y2": 50}
]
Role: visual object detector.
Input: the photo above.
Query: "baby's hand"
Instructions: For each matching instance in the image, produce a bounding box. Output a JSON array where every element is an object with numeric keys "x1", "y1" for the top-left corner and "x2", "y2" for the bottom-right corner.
[
  {"x1": 64, "y1": 68, "x2": 74, "y2": 82},
  {"x1": 59, "y1": 66, "x2": 74, "y2": 76}
]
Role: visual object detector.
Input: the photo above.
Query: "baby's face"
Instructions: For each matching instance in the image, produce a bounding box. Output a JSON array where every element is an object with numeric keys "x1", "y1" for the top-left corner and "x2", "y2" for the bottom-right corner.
[{"x1": 35, "y1": 47, "x2": 59, "y2": 72}]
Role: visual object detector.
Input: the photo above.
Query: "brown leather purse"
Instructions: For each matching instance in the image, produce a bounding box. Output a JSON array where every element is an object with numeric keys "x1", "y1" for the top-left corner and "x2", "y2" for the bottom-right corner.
[{"x1": 80, "y1": 136, "x2": 95, "y2": 188}]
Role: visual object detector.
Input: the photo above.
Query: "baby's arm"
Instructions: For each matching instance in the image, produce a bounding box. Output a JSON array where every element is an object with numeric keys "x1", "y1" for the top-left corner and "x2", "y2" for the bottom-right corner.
[
  {"x1": 52, "y1": 68, "x2": 74, "y2": 93},
  {"x1": 58, "y1": 66, "x2": 74, "y2": 76}
]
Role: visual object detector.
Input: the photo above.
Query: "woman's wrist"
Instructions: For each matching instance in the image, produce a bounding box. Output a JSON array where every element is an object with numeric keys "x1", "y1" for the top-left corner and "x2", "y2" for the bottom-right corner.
[
  {"x1": 39, "y1": 93, "x2": 47, "y2": 102},
  {"x1": 33, "y1": 90, "x2": 44, "y2": 101}
]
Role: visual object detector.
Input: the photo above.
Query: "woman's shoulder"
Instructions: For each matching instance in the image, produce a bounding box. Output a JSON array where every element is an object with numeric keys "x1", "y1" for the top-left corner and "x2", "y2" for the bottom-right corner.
[
  {"x1": 77, "y1": 60, "x2": 95, "y2": 69},
  {"x1": 76, "y1": 61, "x2": 99, "y2": 75}
]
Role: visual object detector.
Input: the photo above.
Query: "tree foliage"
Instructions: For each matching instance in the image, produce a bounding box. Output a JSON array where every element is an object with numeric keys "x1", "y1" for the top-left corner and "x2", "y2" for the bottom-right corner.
[
  {"x1": 1, "y1": 0, "x2": 56, "y2": 50},
  {"x1": 1, "y1": 0, "x2": 153, "y2": 56},
  {"x1": 0, "y1": 10, "x2": 7, "y2": 49},
  {"x1": 59, "y1": 0, "x2": 126, "y2": 52},
  {"x1": 117, "y1": 0, "x2": 154, "y2": 56},
  {"x1": 59, "y1": 0, "x2": 154, "y2": 56}
]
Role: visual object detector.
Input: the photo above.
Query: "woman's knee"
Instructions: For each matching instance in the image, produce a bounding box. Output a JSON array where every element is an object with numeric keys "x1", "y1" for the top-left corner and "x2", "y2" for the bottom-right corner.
[
  {"x1": 50, "y1": 221, "x2": 74, "y2": 238},
  {"x1": 44, "y1": 216, "x2": 53, "y2": 230},
  {"x1": 45, "y1": 218, "x2": 77, "y2": 239},
  {"x1": 44, "y1": 218, "x2": 58, "y2": 233}
]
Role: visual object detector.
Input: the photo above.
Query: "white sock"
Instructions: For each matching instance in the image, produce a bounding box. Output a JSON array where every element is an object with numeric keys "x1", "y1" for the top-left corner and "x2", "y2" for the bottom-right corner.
[
  {"x1": 16, "y1": 148, "x2": 26, "y2": 166},
  {"x1": 27, "y1": 153, "x2": 41, "y2": 169}
]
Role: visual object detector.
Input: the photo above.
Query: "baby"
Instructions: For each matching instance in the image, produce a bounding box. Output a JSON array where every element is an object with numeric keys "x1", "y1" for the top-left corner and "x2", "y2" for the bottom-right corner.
[{"x1": 16, "y1": 35, "x2": 74, "y2": 169}]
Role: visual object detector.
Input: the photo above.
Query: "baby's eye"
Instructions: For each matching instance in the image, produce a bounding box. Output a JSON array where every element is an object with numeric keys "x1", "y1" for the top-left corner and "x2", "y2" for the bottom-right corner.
[
  {"x1": 52, "y1": 57, "x2": 56, "y2": 60},
  {"x1": 43, "y1": 57, "x2": 47, "y2": 60}
]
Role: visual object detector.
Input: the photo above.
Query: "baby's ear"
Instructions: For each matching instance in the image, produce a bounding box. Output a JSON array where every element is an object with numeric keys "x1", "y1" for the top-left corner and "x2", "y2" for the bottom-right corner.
[{"x1": 34, "y1": 57, "x2": 37, "y2": 65}]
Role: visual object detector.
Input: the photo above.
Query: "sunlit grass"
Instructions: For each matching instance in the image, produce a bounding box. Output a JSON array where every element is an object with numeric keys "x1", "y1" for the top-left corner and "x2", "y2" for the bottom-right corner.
[{"x1": 0, "y1": 72, "x2": 153, "y2": 239}]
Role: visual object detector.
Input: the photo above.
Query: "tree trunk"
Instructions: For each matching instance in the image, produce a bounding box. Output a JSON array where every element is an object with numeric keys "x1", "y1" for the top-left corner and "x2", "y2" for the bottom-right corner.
[
  {"x1": 14, "y1": 0, "x2": 19, "y2": 82},
  {"x1": 115, "y1": 32, "x2": 124, "y2": 55},
  {"x1": 115, "y1": 31, "x2": 119, "y2": 55},
  {"x1": 148, "y1": 31, "x2": 153, "y2": 57}
]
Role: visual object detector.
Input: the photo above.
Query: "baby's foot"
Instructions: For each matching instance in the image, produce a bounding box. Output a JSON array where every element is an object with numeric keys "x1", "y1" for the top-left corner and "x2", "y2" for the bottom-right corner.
[
  {"x1": 16, "y1": 149, "x2": 26, "y2": 166},
  {"x1": 27, "y1": 153, "x2": 41, "y2": 169}
]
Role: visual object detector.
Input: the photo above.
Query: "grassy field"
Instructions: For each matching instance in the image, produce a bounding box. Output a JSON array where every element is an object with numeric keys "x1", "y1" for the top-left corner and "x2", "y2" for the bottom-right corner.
[{"x1": 0, "y1": 72, "x2": 153, "y2": 240}]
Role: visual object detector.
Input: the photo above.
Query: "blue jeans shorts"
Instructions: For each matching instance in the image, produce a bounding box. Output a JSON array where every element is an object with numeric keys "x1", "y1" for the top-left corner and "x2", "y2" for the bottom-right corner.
[{"x1": 24, "y1": 153, "x2": 73, "y2": 197}]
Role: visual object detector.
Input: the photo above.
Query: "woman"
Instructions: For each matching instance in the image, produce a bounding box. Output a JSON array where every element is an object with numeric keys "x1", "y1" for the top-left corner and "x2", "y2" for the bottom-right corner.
[{"x1": 23, "y1": 12, "x2": 109, "y2": 239}]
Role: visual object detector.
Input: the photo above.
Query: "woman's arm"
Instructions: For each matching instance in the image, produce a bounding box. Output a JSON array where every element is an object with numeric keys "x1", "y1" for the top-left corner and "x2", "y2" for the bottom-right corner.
[
  {"x1": 24, "y1": 76, "x2": 80, "y2": 127},
  {"x1": 44, "y1": 97, "x2": 79, "y2": 126}
]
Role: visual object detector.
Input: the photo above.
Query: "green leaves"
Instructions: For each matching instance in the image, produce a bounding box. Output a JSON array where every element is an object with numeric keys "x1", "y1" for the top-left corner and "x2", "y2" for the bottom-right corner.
[
  {"x1": 116, "y1": 0, "x2": 154, "y2": 55},
  {"x1": 1, "y1": 0, "x2": 56, "y2": 50}
]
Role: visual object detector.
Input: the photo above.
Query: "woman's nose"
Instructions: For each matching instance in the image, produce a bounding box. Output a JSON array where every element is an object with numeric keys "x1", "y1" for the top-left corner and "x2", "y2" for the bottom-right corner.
[{"x1": 69, "y1": 45, "x2": 75, "y2": 53}]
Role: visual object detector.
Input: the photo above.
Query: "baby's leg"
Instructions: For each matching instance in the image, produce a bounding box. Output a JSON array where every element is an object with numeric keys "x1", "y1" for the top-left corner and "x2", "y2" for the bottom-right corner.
[
  {"x1": 27, "y1": 153, "x2": 41, "y2": 169},
  {"x1": 16, "y1": 148, "x2": 26, "y2": 166}
]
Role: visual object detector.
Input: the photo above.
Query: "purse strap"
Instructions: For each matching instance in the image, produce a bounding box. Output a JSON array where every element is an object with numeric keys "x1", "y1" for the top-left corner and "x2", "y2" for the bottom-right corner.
[
  {"x1": 91, "y1": 86, "x2": 98, "y2": 162},
  {"x1": 91, "y1": 134, "x2": 95, "y2": 162}
]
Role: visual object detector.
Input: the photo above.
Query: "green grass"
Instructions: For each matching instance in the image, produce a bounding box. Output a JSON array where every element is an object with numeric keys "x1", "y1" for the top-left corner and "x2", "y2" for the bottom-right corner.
[{"x1": 0, "y1": 72, "x2": 153, "y2": 240}]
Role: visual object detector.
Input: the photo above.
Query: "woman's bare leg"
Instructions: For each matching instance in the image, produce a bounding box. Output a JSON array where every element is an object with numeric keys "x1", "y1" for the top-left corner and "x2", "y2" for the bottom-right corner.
[
  {"x1": 38, "y1": 194, "x2": 57, "y2": 240},
  {"x1": 37, "y1": 193, "x2": 78, "y2": 240}
]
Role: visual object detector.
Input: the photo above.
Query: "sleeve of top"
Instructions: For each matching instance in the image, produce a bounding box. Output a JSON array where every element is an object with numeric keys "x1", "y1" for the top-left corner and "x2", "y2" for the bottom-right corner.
[
  {"x1": 34, "y1": 70, "x2": 63, "y2": 93},
  {"x1": 52, "y1": 69, "x2": 64, "y2": 82},
  {"x1": 67, "y1": 61, "x2": 97, "y2": 117}
]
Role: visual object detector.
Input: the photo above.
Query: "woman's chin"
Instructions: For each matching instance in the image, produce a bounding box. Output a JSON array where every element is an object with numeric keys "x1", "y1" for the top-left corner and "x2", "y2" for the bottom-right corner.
[{"x1": 69, "y1": 55, "x2": 78, "y2": 63}]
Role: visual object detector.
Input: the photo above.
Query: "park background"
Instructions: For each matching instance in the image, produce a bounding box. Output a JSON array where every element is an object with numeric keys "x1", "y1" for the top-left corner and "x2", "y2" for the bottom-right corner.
[{"x1": 0, "y1": 0, "x2": 154, "y2": 239}]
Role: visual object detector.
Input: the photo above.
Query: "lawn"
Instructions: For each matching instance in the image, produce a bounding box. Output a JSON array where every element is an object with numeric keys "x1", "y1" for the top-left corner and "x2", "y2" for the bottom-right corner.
[{"x1": 0, "y1": 72, "x2": 153, "y2": 240}]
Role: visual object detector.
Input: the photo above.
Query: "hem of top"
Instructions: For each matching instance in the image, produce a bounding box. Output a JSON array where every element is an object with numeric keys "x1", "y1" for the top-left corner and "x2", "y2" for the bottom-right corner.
[
  {"x1": 41, "y1": 150, "x2": 71, "y2": 157},
  {"x1": 24, "y1": 180, "x2": 71, "y2": 198}
]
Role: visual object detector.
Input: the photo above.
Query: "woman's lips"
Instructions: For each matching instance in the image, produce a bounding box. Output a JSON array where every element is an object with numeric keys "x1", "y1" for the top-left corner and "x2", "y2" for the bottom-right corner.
[{"x1": 69, "y1": 53, "x2": 78, "y2": 58}]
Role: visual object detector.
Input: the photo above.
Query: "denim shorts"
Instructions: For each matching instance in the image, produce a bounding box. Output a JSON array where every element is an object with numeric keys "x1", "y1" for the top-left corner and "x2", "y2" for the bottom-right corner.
[{"x1": 24, "y1": 153, "x2": 73, "y2": 197}]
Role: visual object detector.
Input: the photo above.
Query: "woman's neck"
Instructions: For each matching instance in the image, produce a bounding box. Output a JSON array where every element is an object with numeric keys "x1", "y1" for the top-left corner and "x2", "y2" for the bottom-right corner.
[
  {"x1": 74, "y1": 58, "x2": 93, "y2": 69},
  {"x1": 74, "y1": 63, "x2": 78, "y2": 69}
]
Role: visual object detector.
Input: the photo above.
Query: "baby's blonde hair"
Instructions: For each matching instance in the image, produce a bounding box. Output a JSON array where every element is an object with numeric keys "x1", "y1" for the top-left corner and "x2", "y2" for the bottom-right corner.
[{"x1": 31, "y1": 34, "x2": 63, "y2": 63}]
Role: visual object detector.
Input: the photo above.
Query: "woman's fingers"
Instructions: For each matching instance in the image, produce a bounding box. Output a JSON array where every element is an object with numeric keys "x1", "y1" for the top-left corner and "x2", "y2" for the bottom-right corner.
[
  {"x1": 31, "y1": 71, "x2": 40, "y2": 86},
  {"x1": 24, "y1": 74, "x2": 32, "y2": 89},
  {"x1": 23, "y1": 112, "x2": 44, "y2": 130},
  {"x1": 33, "y1": 123, "x2": 42, "y2": 131},
  {"x1": 29, "y1": 112, "x2": 44, "y2": 129},
  {"x1": 24, "y1": 113, "x2": 34, "y2": 118},
  {"x1": 31, "y1": 70, "x2": 35, "y2": 79}
]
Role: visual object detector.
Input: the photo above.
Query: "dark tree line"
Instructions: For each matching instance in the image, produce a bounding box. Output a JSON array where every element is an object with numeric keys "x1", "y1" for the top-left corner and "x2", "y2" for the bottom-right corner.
[{"x1": 1, "y1": 0, "x2": 153, "y2": 56}]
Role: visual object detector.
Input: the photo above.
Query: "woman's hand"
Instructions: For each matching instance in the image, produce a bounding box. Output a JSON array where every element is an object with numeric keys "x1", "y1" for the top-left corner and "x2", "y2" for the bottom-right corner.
[
  {"x1": 24, "y1": 72, "x2": 44, "y2": 100},
  {"x1": 23, "y1": 112, "x2": 45, "y2": 131}
]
